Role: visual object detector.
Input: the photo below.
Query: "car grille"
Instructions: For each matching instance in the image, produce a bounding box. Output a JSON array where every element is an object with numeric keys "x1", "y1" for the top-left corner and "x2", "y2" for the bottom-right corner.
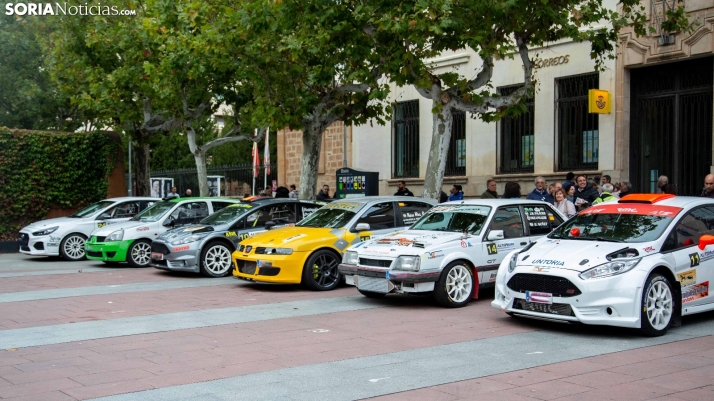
[
  {"x1": 87, "y1": 250, "x2": 102, "y2": 258},
  {"x1": 18, "y1": 233, "x2": 29, "y2": 247},
  {"x1": 93, "y1": 236, "x2": 106, "y2": 243},
  {"x1": 359, "y1": 258, "x2": 392, "y2": 268},
  {"x1": 238, "y1": 260, "x2": 256, "y2": 275},
  {"x1": 153, "y1": 259, "x2": 167, "y2": 267},
  {"x1": 513, "y1": 299, "x2": 575, "y2": 316},
  {"x1": 33, "y1": 242, "x2": 44, "y2": 250},
  {"x1": 507, "y1": 273, "x2": 581, "y2": 297},
  {"x1": 151, "y1": 242, "x2": 171, "y2": 255}
]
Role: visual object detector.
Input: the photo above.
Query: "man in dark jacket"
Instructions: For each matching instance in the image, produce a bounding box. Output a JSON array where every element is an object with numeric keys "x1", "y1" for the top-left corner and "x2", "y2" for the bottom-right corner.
[
  {"x1": 481, "y1": 179, "x2": 498, "y2": 199},
  {"x1": 526, "y1": 176, "x2": 554, "y2": 204},
  {"x1": 394, "y1": 180, "x2": 414, "y2": 196},
  {"x1": 573, "y1": 175, "x2": 599, "y2": 210},
  {"x1": 316, "y1": 185, "x2": 332, "y2": 201}
]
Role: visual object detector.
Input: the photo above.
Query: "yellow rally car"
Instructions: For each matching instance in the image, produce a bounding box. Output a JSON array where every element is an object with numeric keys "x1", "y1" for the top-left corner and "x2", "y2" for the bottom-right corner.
[{"x1": 232, "y1": 196, "x2": 438, "y2": 290}]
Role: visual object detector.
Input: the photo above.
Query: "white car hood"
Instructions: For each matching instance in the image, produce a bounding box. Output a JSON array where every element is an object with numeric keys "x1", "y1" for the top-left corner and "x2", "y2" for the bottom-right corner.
[
  {"x1": 23, "y1": 216, "x2": 85, "y2": 230},
  {"x1": 355, "y1": 230, "x2": 470, "y2": 258},
  {"x1": 517, "y1": 239, "x2": 654, "y2": 272},
  {"x1": 92, "y1": 220, "x2": 145, "y2": 236}
]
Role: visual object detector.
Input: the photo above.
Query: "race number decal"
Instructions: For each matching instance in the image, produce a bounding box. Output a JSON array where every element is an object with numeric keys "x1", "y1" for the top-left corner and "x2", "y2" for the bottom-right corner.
[
  {"x1": 97, "y1": 222, "x2": 107, "y2": 228},
  {"x1": 225, "y1": 231, "x2": 237, "y2": 237},
  {"x1": 689, "y1": 252, "x2": 701, "y2": 267},
  {"x1": 486, "y1": 243, "x2": 498, "y2": 255}
]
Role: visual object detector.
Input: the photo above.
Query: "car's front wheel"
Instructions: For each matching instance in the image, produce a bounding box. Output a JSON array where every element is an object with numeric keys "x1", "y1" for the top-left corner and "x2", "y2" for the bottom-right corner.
[
  {"x1": 200, "y1": 242, "x2": 233, "y2": 278},
  {"x1": 127, "y1": 239, "x2": 152, "y2": 268},
  {"x1": 433, "y1": 261, "x2": 474, "y2": 308},
  {"x1": 302, "y1": 250, "x2": 342, "y2": 291},
  {"x1": 60, "y1": 233, "x2": 87, "y2": 261},
  {"x1": 640, "y1": 273, "x2": 674, "y2": 337}
]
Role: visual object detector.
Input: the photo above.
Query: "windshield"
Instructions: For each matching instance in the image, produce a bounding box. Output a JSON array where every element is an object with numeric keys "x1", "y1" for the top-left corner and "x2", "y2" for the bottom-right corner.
[
  {"x1": 130, "y1": 202, "x2": 174, "y2": 222},
  {"x1": 200, "y1": 204, "x2": 252, "y2": 225},
  {"x1": 411, "y1": 205, "x2": 491, "y2": 234},
  {"x1": 549, "y1": 213, "x2": 675, "y2": 243},
  {"x1": 297, "y1": 208, "x2": 356, "y2": 228},
  {"x1": 70, "y1": 201, "x2": 115, "y2": 218}
]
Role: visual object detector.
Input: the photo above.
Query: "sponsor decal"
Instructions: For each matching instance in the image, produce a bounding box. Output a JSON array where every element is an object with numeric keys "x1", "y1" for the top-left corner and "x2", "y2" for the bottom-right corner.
[
  {"x1": 282, "y1": 234, "x2": 307, "y2": 244},
  {"x1": 47, "y1": 242, "x2": 59, "y2": 247},
  {"x1": 183, "y1": 226, "x2": 206, "y2": 232},
  {"x1": 486, "y1": 243, "x2": 497, "y2": 255},
  {"x1": 352, "y1": 241, "x2": 366, "y2": 249},
  {"x1": 642, "y1": 246, "x2": 655, "y2": 253},
  {"x1": 530, "y1": 259, "x2": 565, "y2": 266},
  {"x1": 97, "y1": 222, "x2": 107, "y2": 228},
  {"x1": 489, "y1": 272, "x2": 497, "y2": 282},
  {"x1": 225, "y1": 231, "x2": 237, "y2": 237},
  {"x1": 531, "y1": 267, "x2": 550, "y2": 273},
  {"x1": 430, "y1": 206, "x2": 456, "y2": 212},
  {"x1": 618, "y1": 208, "x2": 638, "y2": 213},
  {"x1": 172, "y1": 245, "x2": 190, "y2": 252},
  {"x1": 487, "y1": 259, "x2": 496, "y2": 264},
  {"x1": 375, "y1": 238, "x2": 414, "y2": 246},
  {"x1": 364, "y1": 249, "x2": 391, "y2": 255},
  {"x1": 677, "y1": 270, "x2": 696, "y2": 286},
  {"x1": 325, "y1": 202, "x2": 360, "y2": 210},
  {"x1": 699, "y1": 249, "x2": 714, "y2": 263},
  {"x1": 239, "y1": 231, "x2": 260, "y2": 240},
  {"x1": 228, "y1": 204, "x2": 253, "y2": 208},
  {"x1": 525, "y1": 291, "x2": 553, "y2": 304},
  {"x1": 545, "y1": 239, "x2": 560, "y2": 243},
  {"x1": 682, "y1": 281, "x2": 709, "y2": 303},
  {"x1": 360, "y1": 235, "x2": 371, "y2": 242},
  {"x1": 497, "y1": 242, "x2": 515, "y2": 251},
  {"x1": 689, "y1": 252, "x2": 701, "y2": 267},
  {"x1": 580, "y1": 204, "x2": 682, "y2": 217},
  {"x1": 136, "y1": 227, "x2": 149, "y2": 232},
  {"x1": 424, "y1": 251, "x2": 444, "y2": 260}
]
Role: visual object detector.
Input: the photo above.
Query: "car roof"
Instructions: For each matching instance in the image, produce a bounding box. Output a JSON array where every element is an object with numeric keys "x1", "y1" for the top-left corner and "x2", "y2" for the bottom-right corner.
[
  {"x1": 440, "y1": 199, "x2": 554, "y2": 207},
  {"x1": 331, "y1": 196, "x2": 439, "y2": 205},
  {"x1": 621, "y1": 195, "x2": 714, "y2": 209},
  {"x1": 165, "y1": 197, "x2": 240, "y2": 203},
  {"x1": 105, "y1": 197, "x2": 162, "y2": 202}
]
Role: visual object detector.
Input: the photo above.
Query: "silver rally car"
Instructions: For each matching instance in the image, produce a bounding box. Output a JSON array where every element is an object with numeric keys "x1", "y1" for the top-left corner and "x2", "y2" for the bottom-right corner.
[{"x1": 150, "y1": 199, "x2": 324, "y2": 277}]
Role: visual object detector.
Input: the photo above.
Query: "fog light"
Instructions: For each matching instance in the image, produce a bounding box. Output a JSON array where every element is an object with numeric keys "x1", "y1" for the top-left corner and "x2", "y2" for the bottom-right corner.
[{"x1": 606, "y1": 307, "x2": 613, "y2": 315}]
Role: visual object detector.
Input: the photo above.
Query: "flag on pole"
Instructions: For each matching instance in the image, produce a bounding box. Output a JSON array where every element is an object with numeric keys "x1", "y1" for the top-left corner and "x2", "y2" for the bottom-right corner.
[
  {"x1": 252, "y1": 129, "x2": 260, "y2": 178},
  {"x1": 264, "y1": 128, "x2": 270, "y2": 175}
]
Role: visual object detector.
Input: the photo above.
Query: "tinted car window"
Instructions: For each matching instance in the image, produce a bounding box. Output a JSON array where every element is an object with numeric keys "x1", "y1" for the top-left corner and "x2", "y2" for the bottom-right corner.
[
  {"x1": 488, "y1": 207, "x2": 525, "y2": 238},
  {"x1": 299, "y1": 204, "x2": 321, "y2": 220},
  {"x1": 411, "y1": 205, "x2": 490, "y2": 234},
  {"x1": 245, "y1": 208, "x2": 272, "y2": 228},
  {"x1": 103, "y1": 202, "x2": 140, "y2": 219},
  {"x1": 267, "y1": 203, "x2": 297, "y2": 224},
  {"x1": 663, "y1": 207, "x2": 714, "y2": 250},
  {"x1": 355, "y1": 202, "x2": 396, "y2": 230},
  {"x1": 170, "y1": 202, "x2": 209, "y2": 226},
  {"x1": 398, "y1": 201, "x2": 432, "y2": 226},
  {"x1": 212, "y1": 201, "x2": 234, "y2": 212},
  {"x1": 523, "y1": 205, "x2": 561, "y2": 235}
]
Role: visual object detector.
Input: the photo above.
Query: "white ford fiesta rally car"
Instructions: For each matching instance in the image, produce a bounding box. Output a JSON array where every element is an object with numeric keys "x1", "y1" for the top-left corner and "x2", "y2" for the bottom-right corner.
[
  {"x1": 492, "y1": 194, "x2": 714, "y2": 336},
  {"x1": 339, "y1": 199, "x2": 566, "y2": 307},
  {"x1": 17, "y1": 197, "x2": 159, "y2": 261}
]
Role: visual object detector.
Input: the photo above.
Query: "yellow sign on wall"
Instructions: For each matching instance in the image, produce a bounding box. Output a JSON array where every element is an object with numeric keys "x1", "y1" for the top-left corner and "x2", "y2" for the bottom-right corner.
[{"x1": 588, "y1": 89, "x2": 611, "y2": 114}]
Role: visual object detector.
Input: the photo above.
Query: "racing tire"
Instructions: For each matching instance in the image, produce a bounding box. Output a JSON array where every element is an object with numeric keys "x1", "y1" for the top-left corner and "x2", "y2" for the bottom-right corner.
[
  {"x1": 60, "y1": 233, "x2": 87, "y2": 261},
  {"x1": 301, "y1": 250, "x2": 342, "y2": 291},
  {"x1": 640, "y1": 273, "x2": 675, "y2": 337},
  {"x1": 433, "y1": 261, "x2": 474, "y2": 308},
  {"x1": 127, "y1": 239, "x2": 152, "y2": 268},
  {"x1": 358, "y1": 289, "x2": 386, "y2": 298},
  {"x1": 200, "y1": 241, "x2": 234, "y2": 278}
]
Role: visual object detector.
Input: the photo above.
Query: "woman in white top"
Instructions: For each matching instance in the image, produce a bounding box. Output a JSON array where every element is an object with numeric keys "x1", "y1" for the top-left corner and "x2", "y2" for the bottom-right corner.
[{"x1": 554, "y1": 188, "x2": 576, "y2": 218}]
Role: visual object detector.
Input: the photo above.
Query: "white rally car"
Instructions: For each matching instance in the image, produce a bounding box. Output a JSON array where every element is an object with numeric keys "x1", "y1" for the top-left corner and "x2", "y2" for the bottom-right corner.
[
  {"x1": 492, "y1": 194, "x2": 714, "y2": 336},
  {"x1": 339, "y1": 199, "x2": 566, "y2": 307},
  {"x1": 18, "y1": 197, "x2": 159, "y2": 261}
]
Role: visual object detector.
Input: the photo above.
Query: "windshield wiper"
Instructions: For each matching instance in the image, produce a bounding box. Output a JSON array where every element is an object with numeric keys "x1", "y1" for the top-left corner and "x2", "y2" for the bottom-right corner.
[{"x1": 574, "y1": 236, "x2": 623, "y2": 243}]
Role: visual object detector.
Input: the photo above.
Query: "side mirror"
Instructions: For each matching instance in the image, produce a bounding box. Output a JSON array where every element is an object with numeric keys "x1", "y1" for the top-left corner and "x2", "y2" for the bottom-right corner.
[
  {"x1": 265, "y1": 221, "x2": 277, "y2": 230},
  {"x1": 487, "y1": 230, "x2": 504, "y2": 241},
  {"x1": 163, "y1": 219, "x2": 175, "y2": 227},
  {"x1": 698, "y1": 234, "x2": 714, "y2": 250},
  {"x1": 97, "y1": 213, "x2": 111, "y2": 220},
  {"x1": 355, "y1": 223, "x2": 371, "y2": 232}
]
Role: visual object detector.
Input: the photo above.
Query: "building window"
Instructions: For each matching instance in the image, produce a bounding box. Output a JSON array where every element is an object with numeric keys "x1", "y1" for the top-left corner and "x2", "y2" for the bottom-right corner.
[
  {"x1": 445, "y1": 111, "x2": 466, "y2": 176},
  {"x1": 499, "y1": 84, "x2": 534, "y2": 174},
  {"x1": 393, "y1": 100, "x2": 420, "y2": 178},
  {"x1": 556, "y1": 73, "x2": 599, "y2": 171}
]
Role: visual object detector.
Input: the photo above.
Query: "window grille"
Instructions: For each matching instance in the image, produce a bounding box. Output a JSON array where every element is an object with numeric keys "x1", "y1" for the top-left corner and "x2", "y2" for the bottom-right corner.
[
  {"x1": 499, "y1": 84, "x2": 534, "y2": 174},
  {"x1": 556, "y1": 73, "x2": 599, "y2": 171},
  {"x1": 445, "y1": 111, "x2": 466, "y2": 176},
  {"x1": 393, "y1": 101, "x2": 420, "y2": 178}
]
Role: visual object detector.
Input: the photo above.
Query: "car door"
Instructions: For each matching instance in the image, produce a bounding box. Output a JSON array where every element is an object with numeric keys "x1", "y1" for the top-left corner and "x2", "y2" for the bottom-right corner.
[
  {"x1": 396, "y1": 200, "x2": 433, "y2": 227},
  {"x1": 350, "y1": 201, "x2": 397, "y2": 241},
  {"x1": 522, "y1": 204, "x2": 564, "y2": 238},
  {"x1": 481, "y1": 206, "x2": 529, "y2": 284},
  {"x1": 662, "y1": 206, "x2": 714, "y2": 308}
]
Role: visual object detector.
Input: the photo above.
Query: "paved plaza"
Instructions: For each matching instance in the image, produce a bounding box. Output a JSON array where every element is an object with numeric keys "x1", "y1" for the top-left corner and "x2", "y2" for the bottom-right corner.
[{"x1": 0, "y1": 254, "x2": 713, "y2": 400}]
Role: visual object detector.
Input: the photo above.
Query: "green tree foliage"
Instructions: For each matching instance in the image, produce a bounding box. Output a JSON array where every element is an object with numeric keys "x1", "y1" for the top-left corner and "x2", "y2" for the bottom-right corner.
[{"x1": 0, "y1": 128, "x2": 117, "y2": 240}]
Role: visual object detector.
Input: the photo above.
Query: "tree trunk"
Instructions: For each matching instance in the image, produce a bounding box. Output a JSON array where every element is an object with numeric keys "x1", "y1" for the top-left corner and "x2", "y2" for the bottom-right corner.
[
  {"x1": 185, "y1": 127, "x2": 210, "y2": 197},
  {"x1": 133, "y1": 140, "x2": 151, "y2": 197},
  {"x1": 298, "y1": 122, "x2": 324, "y2": 200},
  {"x1": 422, "y1": 99, "x2": 453, "y2": 200}
]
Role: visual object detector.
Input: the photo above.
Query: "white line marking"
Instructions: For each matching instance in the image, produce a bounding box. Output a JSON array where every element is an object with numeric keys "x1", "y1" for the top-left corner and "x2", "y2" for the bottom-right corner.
[
  {"x1": 369, "y1": 377, "x2": 390, "y2": 383},
  {"x1": 526, "y1": 351, "x2": 543, "y2": 355}
]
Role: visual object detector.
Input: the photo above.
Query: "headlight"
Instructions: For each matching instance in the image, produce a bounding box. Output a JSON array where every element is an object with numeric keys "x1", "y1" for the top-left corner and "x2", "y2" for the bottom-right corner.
[
  {"x1": 343, "y1": 251, "x2": 358, "y2": 265},
  {"x1": 170, "y1": 234, "x2": 207, "y2": 245},
  {"x1": 106, "y1": 229, "x2": 124, "y2": 241},
  {"x1": 32, "y1": 226, "x2": 58, "y2": 236},
  {"x1": 393, "y1": 255, "x2": 420, "y2": 271},
  {"x1": 256, "y1": 247, "x2": 293, "y2": 255},
  {"x1": 508, "y1": 252, "x2": 518, "y2": 273},
  {"x1": 579, "y1": 258, "x2": 641, "y2": 280}
]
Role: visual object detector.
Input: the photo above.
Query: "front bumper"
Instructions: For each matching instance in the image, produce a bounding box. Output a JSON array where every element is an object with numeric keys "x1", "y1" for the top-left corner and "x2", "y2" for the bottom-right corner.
[
  {"x1": 492, "y1": 267, "x2": 646, "y2": 329},
  {"x1": 339, "y1": 263, "x2": 439, "y2": 293},
  {"x1": 17, "y1": 231, "x2": 60, "y2": 256},
  {"x1": 85, "y1": 238, "x2": 131, "y2": 262},
  {"x1": 232, "y1": 251, "x2": 307, "y2": 283},
  {"x1": 150, "y1": 240, "x2": 200, "y2": 273}
]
